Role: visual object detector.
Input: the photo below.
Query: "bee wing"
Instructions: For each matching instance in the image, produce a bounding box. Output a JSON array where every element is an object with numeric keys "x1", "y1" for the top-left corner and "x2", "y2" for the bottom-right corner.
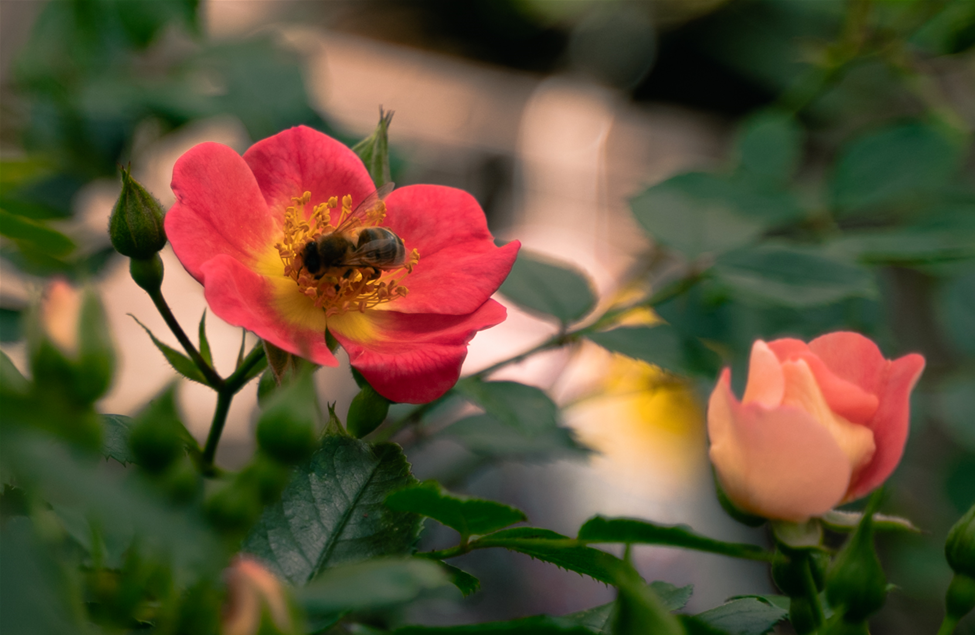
[
  {"x1": 347, "y1": 230, "x2": 406, "y2": 269},
  {"x1": 334, "y1": 182, "x2": 395, "y2": 233}
]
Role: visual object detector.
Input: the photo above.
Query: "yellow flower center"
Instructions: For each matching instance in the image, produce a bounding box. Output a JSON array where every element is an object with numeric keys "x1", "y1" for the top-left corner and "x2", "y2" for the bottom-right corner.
[{"x1": 275, "y1": 191, "x2": 419, "y2": 317}]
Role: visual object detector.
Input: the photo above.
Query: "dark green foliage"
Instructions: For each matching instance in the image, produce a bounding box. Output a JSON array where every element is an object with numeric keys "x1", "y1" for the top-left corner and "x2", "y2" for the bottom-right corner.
[
  {"x1": 243, "y1": 436, "x2": 421, "y2": 585},
  {"x1": 498, "y1": 251, "x2": 596, "y2": 325},
  {"x1": 385, "y1": 480, "x2": 527, "y2": 536},
  {"x1": 694, "y1": 597, "x2": 789, "y2": 635},
  {"x1": 578, "y1": 516, "x2": 771, "y2": 561},
  {"x1": 586, "y1": 324, "x2": 720, "y2": 377}
]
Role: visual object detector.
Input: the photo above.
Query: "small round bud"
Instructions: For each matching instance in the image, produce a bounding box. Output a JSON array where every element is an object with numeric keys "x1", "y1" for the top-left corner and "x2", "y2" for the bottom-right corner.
[
  {"x1": 947, "y1": 504, "x2": 975, "y2": 579},
  {"x1": 347, "y1": 383, "x2": 390, "y2": 438},
  {"x1": 129, "y1": 385, "x2": 185, "y2": 473},
  {"x1": 256, "y1": 368, "x2": 319, "y2": 465},
  {"x1": 109, "y1": 167, "x2": 167, "y2": 259},
  {"x1": 206, "y1": 484, "x2": 262, "y2": 533}
]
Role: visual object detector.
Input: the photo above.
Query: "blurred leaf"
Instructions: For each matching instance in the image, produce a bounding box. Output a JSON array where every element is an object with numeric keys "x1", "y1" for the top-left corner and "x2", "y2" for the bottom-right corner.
[
  {"x1": 0, "y1": 350, "x2": 30, "y2": 394},
  {"x1": 0, "y1": 517, "x2": 88, "y2": 635},
  {"x1": 939, "y1": 269, "x2": 975, "y2": 357},
  {"x1": 385, "y1": 481, "x2": 526, "y2": 536},
  {"x1": 735, "y1": 110, "x2": 803, "y2": 183},
  {"x1": 298, "y1": 557, "x2": 451, "y2": 615},
  {"x1": 455, "y1": 379, "x2": 559, "y2": 433},
  {"x1": 438, "y1": 562, "x2": 481, "y2": 597},
  {"x1": 570, "y1": 580, "x2": 693, "y2": 632},
  {"x1": 831, "y1": 121, "x2": 963, "y2": 215},
  {"x1": 131, "y1": 315, "x2": 208, "y2": 385},
  {"x1": 197, "y1": 310, "x2": 213, "y2": 368},
  {"x1": 935, "y1": 374, "x2": 975, "y2": 451},
  {"x1": 242, "y1": 436, "x2": 421, "y2": 585},
  {"x1": 694, "y1": 597, "x2": 789, "y2": 635},
  {"x1": 713, "y1": 244, "x2": 876, "y2": 308},
  {"x1": 115, "y1": 0, "x2": 201, "y2": 48},
  {"x1": 612, "y1": 565, "x2": 685, "y2": 635},
  {"x1": 101, "y1": 414, "x2": 136, "y2": 466},
  {"x1": 440, "y1": 414, "x2": 588, "y2": 460},
  {"x1": 578, "y1": 516, "x2": 771, "y2": 561},
  {"x1": 630, "y1": 173, "x2": 771, "y2": 260},
  {"x1": 586, "y1": 324, "x2": 720, "y2": 377},
  {"x1": 0, "y1": 209, "x2": 75, "y2": 257},
  {"x1": 0, "y1": 308, "x2": 22, "y2": 343},
  {"x1": 0, "y1": 172, "x2": 84, "y2": 220},
  {"x1": 820, "y1": 510, "x2": 921, "y2": 534},
  {"x1": 498, "y1": 251, "x2": 596, "y2": 325},
  {"x1": 394, "y1": 616, "x2": 593, "y2": 634},
  {"x1": 3, "y1": 431, "x2": 222, "y2": 575},
  {"x1": 195, "y1": 39, "x2": 328, "y2": 142},
  {"x1": 470, "y1": 527, "x2": 626, "y2": 585}
]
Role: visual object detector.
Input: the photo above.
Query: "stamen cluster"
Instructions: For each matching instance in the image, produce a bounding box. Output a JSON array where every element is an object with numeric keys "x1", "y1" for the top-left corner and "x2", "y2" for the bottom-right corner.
[{"x1": 275, "y1": 192, "x2": 419, "y2": 316}]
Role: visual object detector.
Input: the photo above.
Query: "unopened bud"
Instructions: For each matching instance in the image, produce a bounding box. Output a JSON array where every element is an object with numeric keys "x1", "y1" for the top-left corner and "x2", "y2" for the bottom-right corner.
[
  {"x1": 947, "y1": 503, "x2": 975, "y2": 579},
  {"x1": 347, "y1": 382, "x2": 390, "y2": 438},
  {"x1": 826, "y1": 512, "x2": 886, "y2": 622},
  {"x1": 129, "y1": 384, "x2": 186, "y2": 473},
  {"x1": 109, "y1": 167, "x2": 167, "y2": 259},
  {"x1": 256, "y1": 368, "x2": 320, "y2": 465},
  {"x1": 223, "y1": 556, "x2": 294, "y2": 635}
]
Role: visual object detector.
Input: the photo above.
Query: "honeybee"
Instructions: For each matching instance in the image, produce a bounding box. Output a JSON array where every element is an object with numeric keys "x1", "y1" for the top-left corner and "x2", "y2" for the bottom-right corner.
[{"x1": 302, "y1": 183, "x2": 406, "y2": 279}]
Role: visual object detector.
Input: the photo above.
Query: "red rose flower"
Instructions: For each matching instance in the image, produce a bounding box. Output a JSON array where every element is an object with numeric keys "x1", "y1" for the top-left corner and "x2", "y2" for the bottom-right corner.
[
  {"x1": 165, "y1": 126, "x2": 519, "y2": 403},
  {"x1": 708, "y1": 332, "x2": 925, "y2": 522}
]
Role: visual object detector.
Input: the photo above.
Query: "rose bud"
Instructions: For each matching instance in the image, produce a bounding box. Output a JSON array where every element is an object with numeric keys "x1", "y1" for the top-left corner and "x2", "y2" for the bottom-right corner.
[
  {"x1": 708, "y1": 332, "x2": 924, "y2": 522},
  {"x1": 222, "y1": 556, "x2": 295, "y2": 635}
]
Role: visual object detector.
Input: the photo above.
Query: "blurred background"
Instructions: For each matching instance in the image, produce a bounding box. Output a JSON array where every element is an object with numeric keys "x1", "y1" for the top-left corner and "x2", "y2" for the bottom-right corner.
[{"x1": 1, "y1": 0, "x2": 973, "y2": 632}]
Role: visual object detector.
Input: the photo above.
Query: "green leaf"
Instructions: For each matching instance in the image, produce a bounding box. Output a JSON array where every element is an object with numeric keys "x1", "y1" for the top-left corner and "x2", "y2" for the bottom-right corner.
[
  {"x1": 498, "y1": 251, "x2": 596, "y2": 325},
  {"x1": 569, "y1": 582, "x2": 692, "y2": 633},
  {"x1": 612, "y1": 565, "x2": 685, "y2": 635},
  {"x1": 130, "y1": 315, "x2": 208, "y2": 385},
  {"x1": 939, "y1": 269, "x2": 975, "y2": 357},
  {"x1": 352, "y1": 109, "x2": 394, "y2": 189},
  {"x1": 298, "y1": 557, "x2": 450, "y2": 615},
  {"x1": 578, "y1": 516, "x2": 771, "y2": 561},
  {"x1": 386, "y1": 481, "x2": 526, "y2": 536},
  {"x1": 694, "y1": 597, "x2": 789, "y2": 635},
  {"x1": 198, "y1": 310, "x2": 213, "y2": 367},
  {"x1": 471, "y1": 527, "x2": 626, "y2": 585},
  {"x1": 0, "y1": 208, "x2": 75, "y2": 257},
  {"x1": 585, "y1": 325, "x2": 720, "y2": 377},
  {"x1": 629, "y1": 174, "x2": 767, "y2": 260},
  {"x1": 441, "y1": 414, "x2": 587, "y2": 460},
  {"x1": 735, "y1": 110, "x2": 803, "y2": 183},
  {"x1": 455, "y1": 379, "x2": 559, "y2": 433},
  {"x1": 713, "y1": 244, "x2": 875, "y2": 308},
  {"x1": 395, "y1": 616, "x2": 594, "y2": 635},
  {"x1": 831, "y1": 121, "x2": 963, "y2": 214},
  {"x1": 438, "y1": 562, "x2": 481, "y2": 597},
  {"x1": 0, "y1": 307, "x2": 22, "y2": 342},
  {"x1": 820, "y1": 510, "x2": 921, "y2": 534},
  {"x1": 242, "y1": 436, "x2": 421, "y2": 585},
  {"x1": 0, "y1": 517, "x2": 88, "y2": 635},
  {"x1": 101, "y1": 414, "x2": 136, "y2": 466}
]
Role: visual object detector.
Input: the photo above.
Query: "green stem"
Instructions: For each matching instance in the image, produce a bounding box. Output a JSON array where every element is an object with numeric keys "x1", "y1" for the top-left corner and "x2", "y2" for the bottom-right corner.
[
  {"x1": 147, "y1": 288, "x2": 223, "y2": 388},
  {"x1": 937, "y1": 615, "x2": 960, "y2": 635},
  {"x1": 225, "y1": 344, "x2": 267, "y2": 392},
  {"x1": 201, "y1": 389, "x2": 234, "y2": 473}
]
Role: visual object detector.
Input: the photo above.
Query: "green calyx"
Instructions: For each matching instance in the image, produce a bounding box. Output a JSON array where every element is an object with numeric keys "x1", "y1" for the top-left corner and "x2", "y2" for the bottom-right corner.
[
  {"x1": 109, "y1": 167, "x2": 168, "y2": 259},
  {"x1": 947, "y1": 503, "x2": 975, "y2": 579}
]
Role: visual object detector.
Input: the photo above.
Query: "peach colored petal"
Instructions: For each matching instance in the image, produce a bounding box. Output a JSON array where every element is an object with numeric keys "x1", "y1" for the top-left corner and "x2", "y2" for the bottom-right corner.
[
  {"x1": 708, "y1": 370, "x2": 852, "y2": 522},
  {"x1": 742, "y1": 340, "x2": 784, "y2": 407},
  {"x1": 780, "y1": 360, "x2": 876, "y2": 472},
  {"x1": 768, "y1": 337, "x2": 879, "y2": 424},
  {"x1": 845, "y1": 352, "x2": 925, "y2": 500}
]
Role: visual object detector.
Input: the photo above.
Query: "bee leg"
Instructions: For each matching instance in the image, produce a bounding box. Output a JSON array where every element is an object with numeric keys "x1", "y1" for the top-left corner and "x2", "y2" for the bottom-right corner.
[{"x1": 366, "y1": 267, "x2": 381, "y2": 281}]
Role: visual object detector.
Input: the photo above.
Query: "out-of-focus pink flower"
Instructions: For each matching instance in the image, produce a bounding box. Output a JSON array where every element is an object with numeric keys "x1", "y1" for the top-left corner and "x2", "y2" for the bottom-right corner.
[
  {"x1": 222, "y1": 556, "x2": 292, "y2": 635},
  {"x1": 165, "y1": 126, "x2": 518, "y2": 403},
  {"x1": 708, "y1": 332, "x2": 925, "y2": 522},
  {"x1": 41, "y1": 279, "x2": 83, "y2": 357}
]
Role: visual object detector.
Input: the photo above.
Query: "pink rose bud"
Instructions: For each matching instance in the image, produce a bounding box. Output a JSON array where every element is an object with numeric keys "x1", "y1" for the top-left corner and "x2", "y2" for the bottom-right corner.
[
  {"x1": 708, "y1": 332, "x2": 924, "y2": 522},
  {"x1": 41, "y1": 279, "x2": 83, "y2": 357},
  {"x1": 222, "y1": 556, "x2": 293, "y2": 635}
]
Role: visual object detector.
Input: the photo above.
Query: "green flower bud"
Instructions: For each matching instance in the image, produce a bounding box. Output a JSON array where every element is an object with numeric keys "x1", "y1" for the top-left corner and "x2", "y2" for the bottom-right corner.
[
  {"x1": 826, "y1": 510, "x2": 887, "y2": 622},
  {"x1": 947, "y1": 503, "x2": 975, "y2": 579},
  {"x1": 161, "y1": 455, "x2": 203, "y2": 504},
  {"x1": 129, "y1": 253, "x2": 165, "y2": 295},
  {"x1": 109, "y1": 167, "x2": 167, "y2": 259},
  {"x1": 129, "y1": 384, "x2": 186, "y2": 473},
  {"x1": 256, "y1": 368, "x2": 319, "y2": 465},
  {"x1": 347, "y1": 382, "x2": 390, "y2": 438},
  {"x1": 239, "y1": 452, "x2": 293, "y2": 504},
  {"x1": 205, "y1": 483, "x2": 262, "y2": 533}
]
